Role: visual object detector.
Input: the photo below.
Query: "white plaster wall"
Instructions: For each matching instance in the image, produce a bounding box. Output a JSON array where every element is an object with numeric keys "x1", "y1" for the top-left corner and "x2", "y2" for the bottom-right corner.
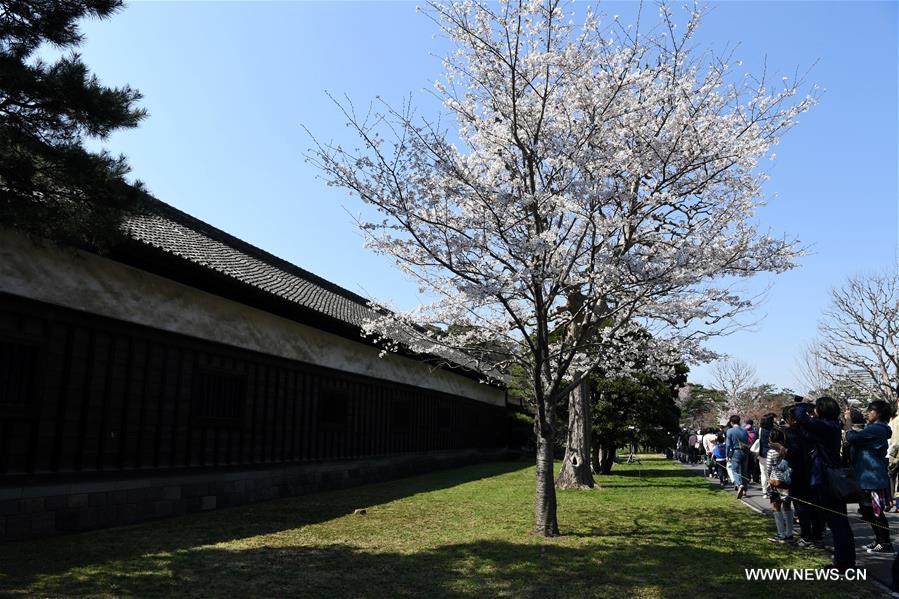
[{"x1": 0, "y1": 231, "x2": 506, "y2": 407}]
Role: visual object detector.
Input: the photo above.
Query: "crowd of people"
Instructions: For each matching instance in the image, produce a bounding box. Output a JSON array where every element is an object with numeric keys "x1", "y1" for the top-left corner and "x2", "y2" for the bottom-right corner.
[{"x1": 677, "y1": 395, "x2": 899, "y2": 578}]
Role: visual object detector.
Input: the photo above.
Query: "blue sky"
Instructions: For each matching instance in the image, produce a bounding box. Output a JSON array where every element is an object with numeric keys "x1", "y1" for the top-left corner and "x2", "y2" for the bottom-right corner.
[{"x1": 72, "y1": 1, "x2": 897, "y2": 391}]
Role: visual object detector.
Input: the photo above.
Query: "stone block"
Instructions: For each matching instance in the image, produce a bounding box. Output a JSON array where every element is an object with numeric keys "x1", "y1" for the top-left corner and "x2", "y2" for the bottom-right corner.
[
  {"x1": 223, "y1": 493, "x2": 244, "y2": 508},
  {"x1": 116, "y1": 504, "x2": 137, "y2": 524},
  {"x1": 4, "y1": 516, "x2": 26, "y2": 540},
  {"x1": 96, "y1": 507, "x2": 116, "y2": 527},
  {"x1": 81, "y1": 508, "x2": 100, "y2": 530},
  {"x1": 0, "y1": 500, "x2": 21, "y2": 516},
  {"x1": 45, "y1": 495, "x2": 67, "y2": 510},
  {"x1": 55, "y1": 510, "x2": 79, "y2": 532},
  {"x1": 29, "y1": 512, "x2": 56, "y2": 536},
  {"x1": 67, "y1": 494, "x2": 89, "y2": 508},
  {"x1": 0, "y1": 449, "x2": 504, "y2": 540},
  {"x1": 22, "y1": 497, "x2": 44, "y2": 513},
  {"x1": 183, "y1": 483, "x2": 207, "y2": 498},
  {"x1": 134, "y1": 502, "x2": 155, "y2": 520},
  {"x1": 125, "y1": 488, "x2": 147, "y2": 503},
  {"x1": 154, "y1": 501, "x2": 173, "y2": 518},
  {"x1": 107, "y1": 490, "x2": 126, "y2": 505}
]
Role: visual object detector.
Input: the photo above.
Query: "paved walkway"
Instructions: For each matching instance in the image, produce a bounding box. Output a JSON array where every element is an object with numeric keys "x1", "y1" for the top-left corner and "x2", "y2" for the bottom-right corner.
[{"x1": 678, "y1": 458, "x2": 897, "y2": 593}]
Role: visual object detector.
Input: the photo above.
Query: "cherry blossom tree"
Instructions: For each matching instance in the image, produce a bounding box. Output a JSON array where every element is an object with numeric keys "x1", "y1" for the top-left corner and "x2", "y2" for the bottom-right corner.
[{"x1": 306, "y1": 0, "x2": 813, "y2": 536}]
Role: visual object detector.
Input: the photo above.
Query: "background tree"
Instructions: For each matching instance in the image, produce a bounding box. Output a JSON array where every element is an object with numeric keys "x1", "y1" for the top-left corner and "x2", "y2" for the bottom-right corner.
[
  {"x1": 307, "y1": 0, "x2": 813, "y2": 536},
  {"x1": 794, "y1": 340, "x2": 838, "y2": 398},
  {"x1": 712, "y1": 358, "x2": 760, "y2": 417},
  {"x1": 0, "y1": 0, "x2": 146, "y2": 249},
  {"x1": 742, "y1": 383, "x2": 797, "y2": 417},
  {"x1": 677, "y1": 383, "x2": 725, "y2": 430},
  {"x1": 554, "y1": 304, "x2": 597, "y2": 490},
  {"x1": 814, "y1": 272, "x2": 899, "y2": 404},
  {"x1": 555, "y1": 324, "x2": 679, "y2": 489},
  {"x1": 591, "y1": 364, "x2": 686, "y2": 474}
]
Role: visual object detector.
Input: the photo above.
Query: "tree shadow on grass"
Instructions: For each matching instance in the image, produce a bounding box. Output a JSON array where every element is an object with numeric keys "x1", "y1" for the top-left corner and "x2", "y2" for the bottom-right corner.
[
  {"x1": 608, "y1": 460, "x2": 702, "y2": 479},
  {"x1": 599, "y1": 481, "x2": 715, "y2": 489},
  {"x1": 0, "y1": 456, "x2": 877, "y2": 598},
  {"x1": 0, "y1": 460, "x2": 528, "y2": 588},
  {"x1": 4, "y1": 539, "x2": 863, "y2": 599},
  {"x1": 566, "y1": 507, "x2": 774, "y2": 543},
  {"x1": 600, "y1": 469, "x2": 720, "y2": 490}
]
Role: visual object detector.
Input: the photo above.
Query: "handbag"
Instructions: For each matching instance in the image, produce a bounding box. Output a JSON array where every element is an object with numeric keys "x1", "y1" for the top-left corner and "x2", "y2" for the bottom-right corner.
[
  {"x1": 823, "y1": 465, "x2": 863, "y2": 503},
  {"x1": 774, "y1": 458, "x2": 792, "y2": 486},
  {"x1": 749, "y1": 438, "x2": 761, "y2": 456},
  {"x1": 812, "y1": 440, "x2": 862, "y2": 503}
]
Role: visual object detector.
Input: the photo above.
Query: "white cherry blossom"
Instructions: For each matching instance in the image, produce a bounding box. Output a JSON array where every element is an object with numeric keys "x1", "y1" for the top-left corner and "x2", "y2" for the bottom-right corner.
[{"x1": 307, "y1": 0, "x2": 814, "y2": 535}]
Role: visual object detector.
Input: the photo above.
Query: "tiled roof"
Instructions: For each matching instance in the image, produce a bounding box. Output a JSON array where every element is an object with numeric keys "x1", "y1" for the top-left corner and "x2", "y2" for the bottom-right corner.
[
  {"x1": 122, "y1": 198, "x2": 502, "y2": 386},
  {"x1": 123, "y1": 198, "x2": 379, "y2": 329}
]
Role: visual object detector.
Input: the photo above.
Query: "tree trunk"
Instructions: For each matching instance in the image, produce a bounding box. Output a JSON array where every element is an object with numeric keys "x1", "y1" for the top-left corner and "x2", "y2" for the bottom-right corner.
[
  {"x1": 591, "y1": 435, "x2": 601, "y2": 474},
  {"x1": 555, "y1": 377, "x2": 595, "y2": 489},
  {"x1": 534, "y1": 427, "x2": 560, "y2": 536},
  {"x1": 598, "y1": 444, "x2": 617, "y2": 474}
]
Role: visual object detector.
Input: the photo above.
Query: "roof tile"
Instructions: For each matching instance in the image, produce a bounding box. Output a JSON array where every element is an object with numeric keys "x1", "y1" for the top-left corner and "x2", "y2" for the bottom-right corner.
[{"x1": 124, "y1": 202, "x2": 379, "y2": 329}]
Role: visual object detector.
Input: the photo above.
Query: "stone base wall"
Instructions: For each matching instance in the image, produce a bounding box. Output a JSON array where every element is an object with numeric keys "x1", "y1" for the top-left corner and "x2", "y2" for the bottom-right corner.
[{"x1": 0, "y1": 448, "x2": 509, "y2": 541}]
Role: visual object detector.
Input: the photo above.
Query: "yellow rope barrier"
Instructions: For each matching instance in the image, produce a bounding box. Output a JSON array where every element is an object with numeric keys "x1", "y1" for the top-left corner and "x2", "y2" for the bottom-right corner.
[
  {"x1": 782, "y1": 494, "x2": 895, "y2": 533},
  {"x1": 681, "y1": 453, "x2": 897, "y2": 533}
]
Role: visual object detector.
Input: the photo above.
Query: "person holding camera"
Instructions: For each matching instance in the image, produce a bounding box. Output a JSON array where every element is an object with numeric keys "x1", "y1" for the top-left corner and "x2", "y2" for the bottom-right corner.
[
  {"x1": 798, "y1": 397, "x2": 856, "y2": 570},
  {"x1": 845, "y1": 400, "x2": 894, "y2": 553}
]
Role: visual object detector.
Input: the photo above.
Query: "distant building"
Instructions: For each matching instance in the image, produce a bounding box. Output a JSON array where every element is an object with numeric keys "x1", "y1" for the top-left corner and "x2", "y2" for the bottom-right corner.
[{"x1": 0, "y1": 198, "x2": 507, "y2": 541}]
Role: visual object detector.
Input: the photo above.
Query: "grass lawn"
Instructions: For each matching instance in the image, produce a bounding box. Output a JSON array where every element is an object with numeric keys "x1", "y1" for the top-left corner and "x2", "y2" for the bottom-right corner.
[{"x1": 0, "y1": 456, "x2": 884, "y2": 598}]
